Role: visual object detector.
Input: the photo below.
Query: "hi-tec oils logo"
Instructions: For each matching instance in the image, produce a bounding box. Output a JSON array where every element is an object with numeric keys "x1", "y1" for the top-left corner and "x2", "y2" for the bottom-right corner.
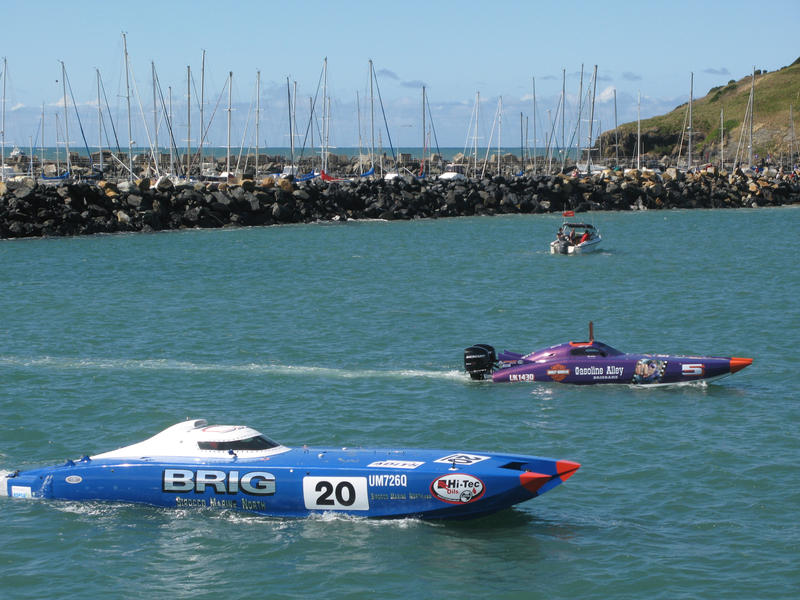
[
  {"x1": 547, "y1": 364, "x2": 569, "y2": 382},
  {"x1": 430, "y1": 473, "x2": 485, "y2": 504}
]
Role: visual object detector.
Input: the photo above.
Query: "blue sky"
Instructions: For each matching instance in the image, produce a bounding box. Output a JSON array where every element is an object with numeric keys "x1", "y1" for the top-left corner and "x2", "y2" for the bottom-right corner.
[{"x1": 1, "y1": 0, "x2": 798, "y2": 150}]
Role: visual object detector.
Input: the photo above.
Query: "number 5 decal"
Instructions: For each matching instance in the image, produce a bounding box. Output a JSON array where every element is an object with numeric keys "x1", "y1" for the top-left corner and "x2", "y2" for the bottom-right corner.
[
  {"x1": 682, "y1": 363, "x2": 705, "y2": 376},
  {"x1": 303, "y1": 476, "x2": 369, "y2": 511}
]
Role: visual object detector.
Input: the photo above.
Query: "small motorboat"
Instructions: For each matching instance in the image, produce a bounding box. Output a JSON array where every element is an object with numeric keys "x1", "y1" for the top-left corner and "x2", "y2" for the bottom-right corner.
[
  {"x1": 465, "y1": 322, "x2": 752, "y2": 385},
  {"x1": 550, "y1": 221, "x2": 601, "y2": 254},
  {"x1": 1, "y1": 419, "x2": 579, "y2": 520}
]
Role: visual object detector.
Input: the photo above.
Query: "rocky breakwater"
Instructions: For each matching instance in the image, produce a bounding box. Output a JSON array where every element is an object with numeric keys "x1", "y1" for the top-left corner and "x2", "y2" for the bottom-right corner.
[{"x1": 0, "y1": 167, "x2": 797, "y2": 239}]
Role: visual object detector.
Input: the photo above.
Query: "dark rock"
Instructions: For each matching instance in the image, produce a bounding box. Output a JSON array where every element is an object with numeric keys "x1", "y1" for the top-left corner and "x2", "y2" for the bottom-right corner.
[
  {"x1": 0, "y1": 170, "x2": 796, "y2": 240},
  {"x1": 271, "y1": 202, "x2": 290, "y2": 221},
  {"x1": 14, "y1": 183, "x2": 35, "y2": 200}
]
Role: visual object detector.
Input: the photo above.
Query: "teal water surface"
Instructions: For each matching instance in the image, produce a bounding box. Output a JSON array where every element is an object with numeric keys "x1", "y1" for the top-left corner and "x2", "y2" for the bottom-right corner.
[{"x1": 0, "y1": 207, "x2": 797, "y2": 599}]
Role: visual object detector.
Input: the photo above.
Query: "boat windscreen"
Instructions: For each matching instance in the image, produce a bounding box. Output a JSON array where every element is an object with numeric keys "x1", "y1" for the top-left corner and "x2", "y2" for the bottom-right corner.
[
  {"x1": 198, "y1": 435, "x2": 280, "y2": 451},
  {"x1": 570, "y1": 347, "x2": 607, "y2": 357}
]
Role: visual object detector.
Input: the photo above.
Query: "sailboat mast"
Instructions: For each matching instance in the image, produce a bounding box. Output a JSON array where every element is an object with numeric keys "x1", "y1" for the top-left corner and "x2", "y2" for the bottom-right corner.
[
  {"x1": 472, "y1": 92, "x2": 481, "y2": 177},
  {"x1": 613, "y1": 88, "x2": 619, "y2": 166},
  {"x1": 168, "y1": 86, "x2": 173, "y2": 174},
  {"x1": 576, "y1": 64, "x2": 584, "y2": 171},
  {"x1": 598, "y1": 119, "x2": 602, "y2": 158},
  {"x1": 356, "y1": 91, "x2": 362, "y2": 175},
  {"x1": 286, "y1": 77, "x2": 293, "y2": 171},
  {"x1": 688, "y1": 72, "x2": 693, "y2": 170},
  {"x1": 378, "y1": 129, "x2": 383, "y2": 176},
  {"x1": 636, "y1": 91, "x2": 641, "y2": 170},
  {"x1": 561, "y1": 68, "x2": 565, "y2": 152},
  {"x1": 41, "y1": 102, "x2": 45, "y2": 181},
  {"x1": 369, "y1": 60, "x2": 375, "y2": 170},
  {"x1": 748, "y1": 66, "x2": 755, "y2": 167},
  {"x1": 525, "y1": 115, "x2": 529, "y2": 170},
  {"x1": 720, "y1": 107, "x2": 724, "y2": 170},
  {"x1": 789, "y1": 104, "x2": 795, "y2": 171},
  {"x1": 293, "y1": 80, "x2": 298, "y2": 170},
  {"x1": 532, "y1": 77, "x2": 537, "y2": 174},
  {"x1": 326, "y1": 96, "x2": 331, "y2": 173},
  {"x1": 123, "y1": 33, "x2": 133, "y2": 180},
  {"x1": 519, "y1": 111, "x2": 523, "y2": 174},
  {"x1": 309, "y1": 97, "x2": 315, "y2": 173},
  {"x1": 497, "y1": 96, "x2": 502, "y2": 176},
  {"x1": 152, "y1": 62, "x2": 158, "y2": 174},
  {"x1": 422, "y1": 85, "x2": 426, "y2": 176},
  {"x1": 546, "y1": 109, "x2": 552, "y2": 174},
  {"x1": 200, "y1": 50, "x2": 205, "y2": 174},
  {"x1": 97, "y1": 69, "x2": 103, "y2": 173},
  {"x1": 226, "y1": 71, "x2": 232, "y2": 177},
  {"x1": 1, "y1": 56, "x2": 6, "y2": 182},
  {"x1": 55, "y1": 113, "x2": 60, "y2": 174},
  {"x1": 587, "y1": 65, "x2": 597, "y2": 175},
  {"x1": 255, "y1": 70, "x2": 260, "y2": 179},
  {"x1": 61, "y1": 61, "x2": 70, "y2": 175},
  {"x1": 322, "y1": 57, "x2": 328, "y2": 174},
  {"x1": 186, "y1": 65, "x2": 191, "y2": 178}
]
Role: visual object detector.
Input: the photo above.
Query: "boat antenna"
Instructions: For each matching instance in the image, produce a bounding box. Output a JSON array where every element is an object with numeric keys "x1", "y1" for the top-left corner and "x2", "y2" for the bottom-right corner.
[{"x1": 589, "y1": 321, "x2": 594, "y2": 342}]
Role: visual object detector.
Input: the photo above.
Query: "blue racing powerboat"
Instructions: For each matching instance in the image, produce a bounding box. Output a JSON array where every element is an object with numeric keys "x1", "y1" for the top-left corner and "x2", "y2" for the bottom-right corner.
[{"x1": 1, "y1": 419, "x2": 580, "y2": 520}]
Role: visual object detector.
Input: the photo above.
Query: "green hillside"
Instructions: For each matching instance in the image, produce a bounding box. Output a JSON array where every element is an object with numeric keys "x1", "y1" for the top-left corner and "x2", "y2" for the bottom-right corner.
[{"x1": 600, "y1": 58, "x2": 800, "y2": 165}]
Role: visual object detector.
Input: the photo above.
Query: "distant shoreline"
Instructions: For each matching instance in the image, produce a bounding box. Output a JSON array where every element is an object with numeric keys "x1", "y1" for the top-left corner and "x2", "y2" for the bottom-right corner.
[{"x1": 5, "y1": 146, "x2": 570, "y2": 163}]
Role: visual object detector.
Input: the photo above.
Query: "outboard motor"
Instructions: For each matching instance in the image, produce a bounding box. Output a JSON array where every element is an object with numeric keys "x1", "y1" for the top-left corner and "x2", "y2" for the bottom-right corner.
[
  {"x1": 557, "y1": 240, "x2": 570, "y2": 254},
  {"x1": 464, "y1": 344, "x2": 497, "y2": 380}
]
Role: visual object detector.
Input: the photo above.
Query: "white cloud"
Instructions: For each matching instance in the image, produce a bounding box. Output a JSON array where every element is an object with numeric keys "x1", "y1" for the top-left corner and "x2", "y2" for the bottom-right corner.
[
  {"x1": 377, "y1": 68, "x2": 398, "y2": 80},
  {"x1": 596, "y1": 86, "x2": 616, "y2": 103}
]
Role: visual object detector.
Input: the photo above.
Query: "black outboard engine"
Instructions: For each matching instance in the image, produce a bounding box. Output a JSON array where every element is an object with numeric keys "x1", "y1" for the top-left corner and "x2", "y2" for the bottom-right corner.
[
  {"x1": 464, "y1": 344, "x2": 497, "y2": 380},
  {"x1": 556, "y1": 240, "x2": 570, "y2": 254}
]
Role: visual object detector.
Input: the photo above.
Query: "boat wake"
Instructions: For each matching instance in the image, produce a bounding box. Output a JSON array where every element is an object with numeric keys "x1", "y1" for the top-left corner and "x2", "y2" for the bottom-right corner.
[
  {"x1": 627, "y1": 379, "x2": 711, "y2": 390},
  {"x1": 48, "y1": 499, "x2": 432, "y2": 529},
  {"x1": 0, "y1": 354, "x2": 463, "y2": 382}
]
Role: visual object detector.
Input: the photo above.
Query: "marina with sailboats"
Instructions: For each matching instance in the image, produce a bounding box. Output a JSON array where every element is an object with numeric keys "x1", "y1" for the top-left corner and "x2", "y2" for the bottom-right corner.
[{"x1": 2, "y1": 38, "x2": 800, "y2": 240}]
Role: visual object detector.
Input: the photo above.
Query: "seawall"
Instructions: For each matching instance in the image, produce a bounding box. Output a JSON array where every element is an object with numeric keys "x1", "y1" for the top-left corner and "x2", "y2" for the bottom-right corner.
[{"x1": 0, "y1": 167, "x2": 797, "y2": 239}]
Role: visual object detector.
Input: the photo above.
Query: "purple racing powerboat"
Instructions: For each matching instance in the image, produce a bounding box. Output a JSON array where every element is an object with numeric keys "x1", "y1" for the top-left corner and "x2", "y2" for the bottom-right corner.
[{"x1": 464, "y1": 323, "x2": 752, "y2": 385}]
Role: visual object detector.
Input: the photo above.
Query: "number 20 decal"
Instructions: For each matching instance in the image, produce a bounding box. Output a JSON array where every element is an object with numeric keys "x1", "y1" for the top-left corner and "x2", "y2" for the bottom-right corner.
[{"x1": 303, "y1": 476, "x2": 369, "y2": 511}]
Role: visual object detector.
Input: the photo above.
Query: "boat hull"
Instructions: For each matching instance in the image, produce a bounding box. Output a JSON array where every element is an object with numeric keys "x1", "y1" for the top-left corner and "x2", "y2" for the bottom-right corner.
[
  {"x1": 550, "y1": 237, "x2": 602, "y2": 254},
  {"x1": 2, "y1": 447, "x2": 579, "y2": 520},
  {"x1": 465, "y1": 328, "x2": 752, "y2": 386},
  {"x1": 492, "y1": 354, "x2": 751, "y2": 385}
]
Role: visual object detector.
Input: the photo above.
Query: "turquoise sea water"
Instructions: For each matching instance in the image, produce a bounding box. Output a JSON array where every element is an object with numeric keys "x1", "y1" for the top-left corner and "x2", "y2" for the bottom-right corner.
[{"x1": 0, "y1": 207, "x2": 797, "y2": 599}]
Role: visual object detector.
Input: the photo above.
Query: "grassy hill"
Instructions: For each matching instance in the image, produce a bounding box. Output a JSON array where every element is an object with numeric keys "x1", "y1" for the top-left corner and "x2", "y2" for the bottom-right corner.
[{"x1": 599, "y1": 57, "x2": 800, "y2": 166}]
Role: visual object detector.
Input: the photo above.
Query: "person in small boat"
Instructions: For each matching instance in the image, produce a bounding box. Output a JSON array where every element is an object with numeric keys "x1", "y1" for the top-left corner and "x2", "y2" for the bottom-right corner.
[
  {"x1": 556, "y1": 227, "x2": 571, "y2": 245},
  {"x1": 579, "y1": 230, "x2": 591, "y2": 244},
  {"x1": 568, "y1": 228, "x2": 578, "y2": 243}
]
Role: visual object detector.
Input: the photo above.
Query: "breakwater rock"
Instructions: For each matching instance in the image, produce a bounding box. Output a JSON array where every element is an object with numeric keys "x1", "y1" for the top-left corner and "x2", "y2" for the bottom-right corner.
[{"x1": 0, "y1": 167, "x2": 798, "y2": 239}]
